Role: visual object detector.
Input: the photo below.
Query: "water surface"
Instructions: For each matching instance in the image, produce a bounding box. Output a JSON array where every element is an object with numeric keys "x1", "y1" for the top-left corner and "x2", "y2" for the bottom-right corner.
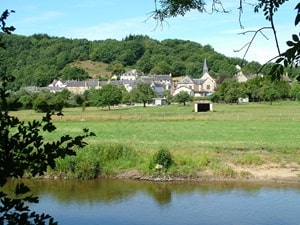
[{"x1": 18, "y1": 179, "x2": 300, "y2": 225}]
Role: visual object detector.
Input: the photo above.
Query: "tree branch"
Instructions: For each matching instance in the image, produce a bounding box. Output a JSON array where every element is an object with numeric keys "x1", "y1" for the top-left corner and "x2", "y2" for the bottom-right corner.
[
  {"x1": 269, "y1": 3, "x2": 281, "y2": 55},
  {"x1": 149, "y1": 0, "x2": 229, "y2": 28},
  {"x1": 234, "y1": 27, "x2": 272, "y2": 65}
]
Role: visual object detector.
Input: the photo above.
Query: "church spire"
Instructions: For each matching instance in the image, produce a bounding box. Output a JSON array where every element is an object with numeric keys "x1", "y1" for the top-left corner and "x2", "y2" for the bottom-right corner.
[{"x1": 203, "y1": 58, "x2": 208, "y2": 75}]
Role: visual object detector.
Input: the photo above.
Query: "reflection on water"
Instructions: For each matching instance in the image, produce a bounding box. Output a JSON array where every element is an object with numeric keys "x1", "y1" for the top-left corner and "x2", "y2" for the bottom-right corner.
[{"x1": 4, "y1": 179, "x2": 300, "y2": 225}]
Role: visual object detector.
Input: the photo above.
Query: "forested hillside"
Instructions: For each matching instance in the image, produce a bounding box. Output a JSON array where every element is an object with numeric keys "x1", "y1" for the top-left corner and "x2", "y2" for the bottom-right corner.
[{"x1": 0, "y1": 33, "x2": 297, "y2": 90}]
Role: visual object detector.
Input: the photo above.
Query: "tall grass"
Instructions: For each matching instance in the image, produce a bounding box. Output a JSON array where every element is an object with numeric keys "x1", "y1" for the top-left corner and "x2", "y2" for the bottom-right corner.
[
  {"x1": 234, "y1": 153, "x2": 264, "y2": 166},
  {"x1": 53, "y1": 143, "x2": 139, "y2": 179}
]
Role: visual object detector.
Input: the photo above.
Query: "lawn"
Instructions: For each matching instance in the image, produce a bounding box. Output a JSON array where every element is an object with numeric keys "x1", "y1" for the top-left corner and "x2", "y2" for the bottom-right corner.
[
  {"x1": 13, "y1": 101, "x2": 300, "y2": 152},
  {"x1": 49, "y1": 119, "x2": 300, "y2": 152},
  {"x1": 11, "y1": 101, "x2": 300, "y2": 179}
]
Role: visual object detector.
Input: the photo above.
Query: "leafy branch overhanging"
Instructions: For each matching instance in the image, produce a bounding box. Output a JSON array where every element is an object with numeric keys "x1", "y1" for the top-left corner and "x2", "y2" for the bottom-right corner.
[
  {"x1": 150, "y1": 0, "x2": 299, "y2": 79},
  {"x1": 0, "y1": 9, "x2": 95, "y2": 224}
]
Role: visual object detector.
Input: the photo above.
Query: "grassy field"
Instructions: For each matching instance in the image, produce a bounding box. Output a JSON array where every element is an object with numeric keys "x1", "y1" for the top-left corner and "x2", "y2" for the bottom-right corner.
[{"x1": 11, "y1": 101, "x2": 300, "y2": 179}]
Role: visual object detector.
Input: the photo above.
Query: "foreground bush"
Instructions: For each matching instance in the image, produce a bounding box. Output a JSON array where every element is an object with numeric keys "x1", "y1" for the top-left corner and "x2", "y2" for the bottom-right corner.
[{"x1": 149, "y1": 147, "x2": 173, "y2": 170}]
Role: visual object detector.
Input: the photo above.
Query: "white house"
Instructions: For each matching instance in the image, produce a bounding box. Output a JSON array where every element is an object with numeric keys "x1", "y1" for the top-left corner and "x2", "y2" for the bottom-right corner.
[
  {"x1": 120, "y1": 69, "x2": 139, "y2": 80},
  {"x1": 48, "y1": 79, "x2": 66, "y2": 88},
  {"x1": 173, "y1": 85, "x2": 195, "y2": 96},
  {"x1": 173, "y1": 76, "x2": 195, "y2": 96}
]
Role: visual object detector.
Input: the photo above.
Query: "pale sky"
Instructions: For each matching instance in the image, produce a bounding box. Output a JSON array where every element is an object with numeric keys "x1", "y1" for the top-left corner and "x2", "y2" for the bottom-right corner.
[{"x1": 1, "y1": 0, "x2": 298, "y2": 64}]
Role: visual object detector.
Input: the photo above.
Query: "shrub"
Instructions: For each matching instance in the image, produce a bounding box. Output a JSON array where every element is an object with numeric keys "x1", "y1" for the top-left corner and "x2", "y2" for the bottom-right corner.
[
  {"x1": 33, "y1": 96, "x2": 50, "y2": 112},
  {"x1": 150, "y1": 147, "x2": 173, "y2": 170}
]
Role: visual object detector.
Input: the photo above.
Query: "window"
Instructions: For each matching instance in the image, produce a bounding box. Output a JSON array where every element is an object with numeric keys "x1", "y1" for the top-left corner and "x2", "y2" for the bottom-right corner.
[{"x1": 206, "y1": 85, "x2": 210, "y2": 90}]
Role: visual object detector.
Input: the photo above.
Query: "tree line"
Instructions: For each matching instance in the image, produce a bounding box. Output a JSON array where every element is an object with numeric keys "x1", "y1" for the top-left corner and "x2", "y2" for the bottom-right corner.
[
  {"x1": 5, "y1": 74, "x2": 300, "y2": 113},
  {"x1": 7, "y1": 82, "x2": 198, "y2": 111},
  {"x1": 212, "y1": 76, "x2": 299, "y2": 104},
  {"x1": 1, "y1": 33, "x2": 299, "y2": 91},
  {"x1": 7, "y1": 82, "x2": 159, "y2": 111}
]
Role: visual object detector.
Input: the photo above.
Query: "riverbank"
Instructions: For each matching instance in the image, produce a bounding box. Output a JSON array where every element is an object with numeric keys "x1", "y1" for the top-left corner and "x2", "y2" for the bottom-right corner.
[
  {"x1": 50, "y1": 145, "x2": 300, "y2": 184},
  {"x1": 113, "y1": 161, "x2": 300, "y2": 184}
]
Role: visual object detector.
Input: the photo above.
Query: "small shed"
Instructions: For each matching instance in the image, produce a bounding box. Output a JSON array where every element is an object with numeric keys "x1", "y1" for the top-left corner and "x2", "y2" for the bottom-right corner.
[
  {"x1": 238, "y1": 97, "x2": 249, "y2": 103},
  {"x1": 194, "y1": 102, "x2": 213, "y2": 112},
  {"x1": 154, "y1": 98, "x2": 167, "y2": 106}
]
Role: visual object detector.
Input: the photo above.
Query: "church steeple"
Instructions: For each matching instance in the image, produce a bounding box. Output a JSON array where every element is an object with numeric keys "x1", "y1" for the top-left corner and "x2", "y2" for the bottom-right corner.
[{"x1": 203, "y1": 58, "x2": 208, "y2": 75}]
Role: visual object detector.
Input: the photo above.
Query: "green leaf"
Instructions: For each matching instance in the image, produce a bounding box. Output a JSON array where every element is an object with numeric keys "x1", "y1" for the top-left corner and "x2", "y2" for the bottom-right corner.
[
  {"x1": 286, "y1": 41, "x2": 295, "y2": 47},
  {"x1": 286, "y1": 48, "x2": 296, "y2": 59},
  {"x1": 295, "y1": 3, "x2": 300, "y2": 26},
  {"x1": 292, "y1": 34, "x2": 299, "y2": 42},
  {"x1": 270, "y1": 64, "x2": 284, "y2": 80},
  {"x1": 275, "y1": 57, "x2": 284, "y2": 63}
]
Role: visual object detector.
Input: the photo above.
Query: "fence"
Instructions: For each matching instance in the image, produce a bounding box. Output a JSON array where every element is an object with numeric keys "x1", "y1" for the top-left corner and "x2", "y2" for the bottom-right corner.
[{"x1": 44, "y1": 111, "x2": 300, "y2": 122}]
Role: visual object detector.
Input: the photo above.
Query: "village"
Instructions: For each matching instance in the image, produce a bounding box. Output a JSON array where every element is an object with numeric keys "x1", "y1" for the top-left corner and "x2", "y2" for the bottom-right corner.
[
  {"x1": 24, "y1": 57, "x2": 295, "y2": 109},
  {"x1": 48, "y1": 59, "x2": 218, "y2": 98}
]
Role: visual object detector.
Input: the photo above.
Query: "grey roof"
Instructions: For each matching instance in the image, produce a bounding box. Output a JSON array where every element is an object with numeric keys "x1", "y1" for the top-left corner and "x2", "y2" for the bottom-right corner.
[
  {"x1": 193, "y1": 78, "x2": 206, "y2": 85},
  {"x1": 65, "y1": 80, "x2": 86, "y2": 87},
  {"x1": 121, "y1": 80, "x2": 137, "y2": 85},
  {"x1": 140, "y1": 76, "x2": 154, "y2": 83},
  {"x1": 153, "y1": 74, "x2": 172, "y2": 81},
  {"x1": 86, "y1": 79, "x2": 99, "y2": 87},
  {"x1": 178, "y1": 76, "x2": 194, "y2": 84},
  {"x1": 109, "y1": 80, "x2": 122, "y2": 85},
  {"x1": 98, "y1": 81, "x2": 108, "y2": 86}
]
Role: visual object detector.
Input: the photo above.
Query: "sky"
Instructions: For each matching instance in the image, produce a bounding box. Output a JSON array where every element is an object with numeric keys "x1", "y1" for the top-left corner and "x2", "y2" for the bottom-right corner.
[{"x1": 1, "y1": 0, "x2": 298, "y2": 64}]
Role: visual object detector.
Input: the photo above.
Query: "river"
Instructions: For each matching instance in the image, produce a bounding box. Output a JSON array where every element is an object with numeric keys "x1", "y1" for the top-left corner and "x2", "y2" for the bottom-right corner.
[{"x1": 13, "y1": 179, "x2": 300, "y2": 225}]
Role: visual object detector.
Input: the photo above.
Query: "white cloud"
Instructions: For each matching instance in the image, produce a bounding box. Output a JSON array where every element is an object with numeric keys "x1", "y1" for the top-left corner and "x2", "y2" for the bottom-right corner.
[
  {"x1": 19, "y1": 11, "x2": 65, "y2": 25},
  {"x1": 67, "y1": 17, "x2": 159, "y2": 40}
]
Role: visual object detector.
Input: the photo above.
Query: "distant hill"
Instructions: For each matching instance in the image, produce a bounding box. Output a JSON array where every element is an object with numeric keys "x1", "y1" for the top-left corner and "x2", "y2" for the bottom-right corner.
[{"x1": 1, "y1": 33, "x2": 292, "y2": 90}]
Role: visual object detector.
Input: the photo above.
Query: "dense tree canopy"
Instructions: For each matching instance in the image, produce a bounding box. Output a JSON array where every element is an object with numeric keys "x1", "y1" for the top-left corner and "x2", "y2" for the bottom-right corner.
[
  {"x1": 174, "y1": 91, "x2": 192, "y2": 106},
  {"x1": 61, "y1": 65, "x2": 90, "y2": 81},
  {"x1": 212, "y1": 76, "x2": 291, "y2": 104},
  {"x1": 96, "y1": 84, "x2": 123, "y2": 110},
  {"x1": 131, "y1": 83, "x2": 155, "y2": 107},
  {"x1": 1, "y1": 32, "x2": 298, "y2": 91}
]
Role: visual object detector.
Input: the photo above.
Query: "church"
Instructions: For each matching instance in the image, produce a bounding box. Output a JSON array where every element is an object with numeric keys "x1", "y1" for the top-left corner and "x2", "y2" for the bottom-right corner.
[{"x1": 172, "y1": 59, "x2": 217, "y2": 97}]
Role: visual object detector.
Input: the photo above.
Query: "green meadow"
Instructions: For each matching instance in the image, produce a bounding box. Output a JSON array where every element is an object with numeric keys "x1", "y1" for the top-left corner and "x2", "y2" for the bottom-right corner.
[{"x1": 12, "y1": 102, "x2": 300, "y2": 179}]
